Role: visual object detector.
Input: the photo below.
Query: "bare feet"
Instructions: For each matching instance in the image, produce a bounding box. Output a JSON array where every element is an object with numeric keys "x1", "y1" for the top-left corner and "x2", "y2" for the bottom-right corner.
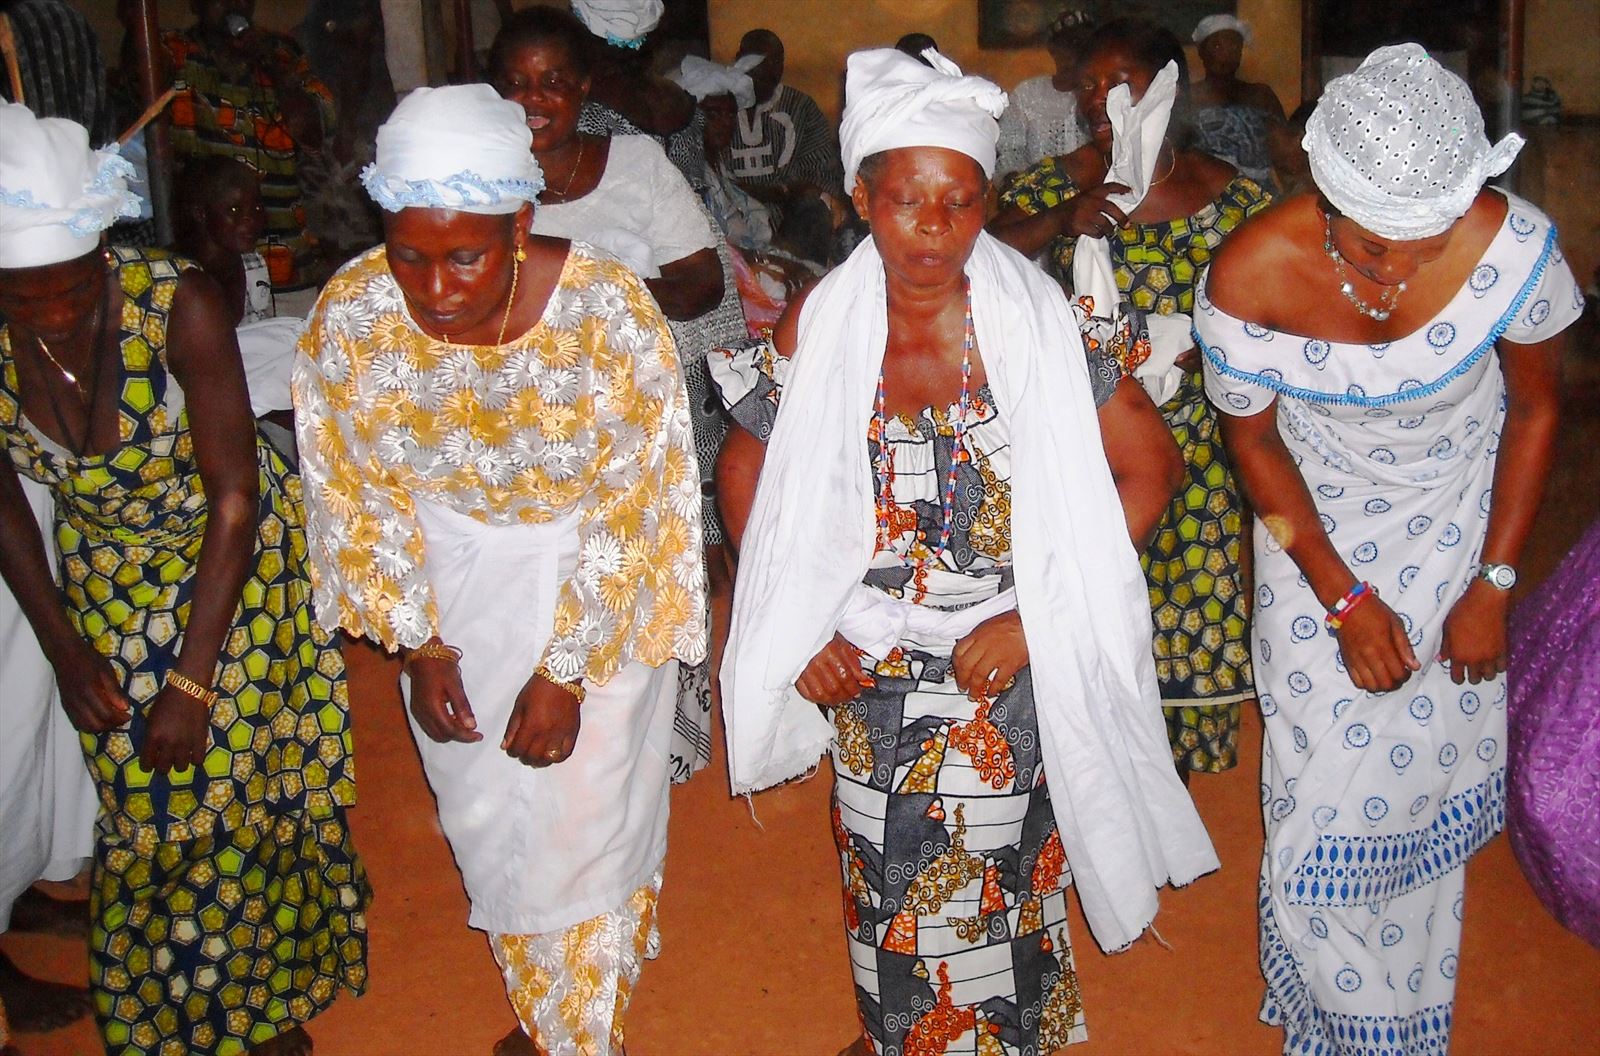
[
  {"x1": 0, "y1": 951, "x2": 91, "y2": 1033},
  {"x1": 493, "y1": 1027, "x2": 538, "y2": 1055},
  {"x1": 8, "y1": 886, "x2": 90, "y2": 938},
  {"x1": 837, "y1": 1036, "x2": 874, "y2": 1056},
  {"x1": 250, "y1": 1025, "x2": 313, "y2": 1055}
]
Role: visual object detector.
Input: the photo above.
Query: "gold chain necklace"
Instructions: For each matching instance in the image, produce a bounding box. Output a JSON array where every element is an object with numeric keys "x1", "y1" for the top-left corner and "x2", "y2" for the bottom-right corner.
[
  {"x1": 552, "y1": 137, "x2": 587, "y2": 201},
  {"x1": 495, "y1": 245, "x2": 524, "y2": 348}
]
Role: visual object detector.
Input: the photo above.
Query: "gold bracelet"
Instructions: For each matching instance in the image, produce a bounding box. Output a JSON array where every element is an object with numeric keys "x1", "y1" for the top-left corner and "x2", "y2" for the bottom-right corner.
[
  {"x1": 403, "y1": 640, "x2": 463, "y2": 673},
  {"x1": 536, "y1": 665, "x2": 586, "y2": 706},
  {"x1": 164, "y1": 670, "x2": 219, "y2": 709}
]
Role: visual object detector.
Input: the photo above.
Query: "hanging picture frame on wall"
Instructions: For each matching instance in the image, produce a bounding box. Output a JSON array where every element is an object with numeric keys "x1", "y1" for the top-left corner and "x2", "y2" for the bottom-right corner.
[{"x1": 978, "y1": 0, "x2": 1239, "y2": 49}]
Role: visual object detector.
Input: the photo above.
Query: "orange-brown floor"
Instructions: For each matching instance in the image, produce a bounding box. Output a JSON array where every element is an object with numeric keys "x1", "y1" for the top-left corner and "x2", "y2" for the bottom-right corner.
[{"x1": 8, "y1": 333, "x2": 1600, "y2": 1055}]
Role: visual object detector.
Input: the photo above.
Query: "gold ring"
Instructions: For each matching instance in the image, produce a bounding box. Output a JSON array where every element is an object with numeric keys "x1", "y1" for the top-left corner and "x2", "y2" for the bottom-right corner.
[{"x1": 546, "y1": 748, "x2": 563, "y2": 760}]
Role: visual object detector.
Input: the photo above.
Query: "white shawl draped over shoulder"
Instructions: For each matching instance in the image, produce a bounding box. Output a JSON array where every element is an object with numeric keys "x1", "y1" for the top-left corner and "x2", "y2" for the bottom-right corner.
[{"x1": 722, "y1": 230, "x2": 1219, "y2": 952}]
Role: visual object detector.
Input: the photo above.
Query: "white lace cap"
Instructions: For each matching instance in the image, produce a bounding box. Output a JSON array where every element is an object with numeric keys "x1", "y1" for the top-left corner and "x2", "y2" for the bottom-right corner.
[
  {"x1": 1193, "y1": 15, "x2": 1251, "y2": 45},
  {"x1": 839, "y1": 48, "x2": 1007, "y2": 194},
  {"x1": 361, "y1": 85, "x2": 544, "y2": 214},
  {"x1": 1305, "y1": 43, "x2": 1522, "y2": 240},
  {"x1": 0, "y1": 103, "x2": 140, "y2": 269}
]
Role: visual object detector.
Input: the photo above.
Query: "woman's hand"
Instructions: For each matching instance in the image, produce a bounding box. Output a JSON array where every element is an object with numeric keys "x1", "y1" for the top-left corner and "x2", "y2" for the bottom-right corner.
[
  {"x1": 408, "y1": 656, "x2": 481, "y2": 744},
  {"x1": 52, "y1": 639, "x2": 132, "y2": 733},
  {"x1": 1054, "y1": 181, "x2": 1130, "y2": 239},
  {"x1": 952, "y1": 611, "x2": 1029, "y2": 702},
  {"x1": 503, "y1": 674, "x2": 581, "y2": 767},
  {"x1": 138, "y1": 687, "x2": 210, "y2": 774},
  {"x1": 1335, "y1": 595, "x2": 1420, "y2": 692},
  {"x1": 796, "y1": 633, "x2": 872, "y2": 708},
  {"x1": 1437, "y1": 582, "x2": 1510, "y2": 685}
]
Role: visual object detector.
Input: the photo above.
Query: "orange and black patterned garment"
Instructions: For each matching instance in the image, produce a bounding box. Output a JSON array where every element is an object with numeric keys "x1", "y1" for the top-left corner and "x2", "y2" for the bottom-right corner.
[{"x1": 712, "y1": 339, "x2": 1119, "y2": 1054}]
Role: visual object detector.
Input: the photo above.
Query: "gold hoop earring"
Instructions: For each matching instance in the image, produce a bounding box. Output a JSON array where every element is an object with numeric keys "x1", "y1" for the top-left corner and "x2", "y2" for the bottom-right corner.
[{"x1": 515, "y1": 245, "x2": 527, "y2": 262}]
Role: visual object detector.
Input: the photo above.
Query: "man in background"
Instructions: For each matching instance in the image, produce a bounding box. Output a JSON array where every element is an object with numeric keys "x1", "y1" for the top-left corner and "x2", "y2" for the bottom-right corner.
[{"x1": 719, "y1": 28, "x2": 841, "y2": 206}]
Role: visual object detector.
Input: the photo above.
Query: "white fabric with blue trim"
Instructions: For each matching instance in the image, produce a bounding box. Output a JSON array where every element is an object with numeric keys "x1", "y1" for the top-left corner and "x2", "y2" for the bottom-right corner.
[
  {"x1": 0, "y1": 102, "x2": 140, "y2": 269},
  {"x1": 361, "y1": 85, "x2": 544, "y2": 215},
  {"x1": 571, "y1": 0, "x2": 662, "y2": 48}
]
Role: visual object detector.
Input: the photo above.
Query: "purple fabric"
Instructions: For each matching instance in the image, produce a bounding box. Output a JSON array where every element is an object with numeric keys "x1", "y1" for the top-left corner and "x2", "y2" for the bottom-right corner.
[{"x1": 1507, "y1": 515, "x2": 1600, "y2": 948}]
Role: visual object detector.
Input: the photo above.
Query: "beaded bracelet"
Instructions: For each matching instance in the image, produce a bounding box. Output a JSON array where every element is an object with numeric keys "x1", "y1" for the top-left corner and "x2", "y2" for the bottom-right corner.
[
  {"x1": 536, "y1": 665, "x2": 586, "y2": 706},
  {"x1": 164, "y1": 670, "x2": 220, "y2": 709},
  {"x1": 1324, "y1": 581, "x2": 1376, "y2": 636},
  {"x1": 402, "y1": 640, "x2": 463, "y2": 673}
]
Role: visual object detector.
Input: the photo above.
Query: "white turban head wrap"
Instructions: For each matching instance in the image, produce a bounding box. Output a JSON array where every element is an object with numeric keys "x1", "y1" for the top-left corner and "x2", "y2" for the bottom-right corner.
[
  {"x1": 839, "y1": 48, "x2": 1008, "y2": 195},
  {"x1": 671, "y1": 54, "x2": 762, "y2": 110},
  {"x1": 362, "y1": 85, "x2": 544, "y2": 215},
  {"x1": 1305, "y1": 43, "x2": 1523, "y2": 240},
  {"x1": 1193, "y1": 14, "x2": 1251, "y2": 46},
  {"x1": 570, "y1": 0, "x2": 663, "y2": 49},
  {"x1": 0, "y1": 103, "x2": 140, "y2": 270}
]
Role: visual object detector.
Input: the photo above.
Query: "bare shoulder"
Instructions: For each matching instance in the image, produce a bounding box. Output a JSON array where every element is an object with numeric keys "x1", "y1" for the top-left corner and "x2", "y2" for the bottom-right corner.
[
  {"x1": 1062, "y1": 144, "x2": 1106, "y2": 188},
  {"x1": 1205, "y1": 196, "x2": 1316, "y2": 321},
  {"x1": 772, "y1": 282, "x2": 819, "y2": 359}
]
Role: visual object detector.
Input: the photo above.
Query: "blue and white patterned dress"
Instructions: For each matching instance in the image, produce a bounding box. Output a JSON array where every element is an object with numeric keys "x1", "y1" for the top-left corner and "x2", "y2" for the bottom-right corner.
[{"x1": 1196, "y1": 193, "x2": 1583, "y2": 1055}]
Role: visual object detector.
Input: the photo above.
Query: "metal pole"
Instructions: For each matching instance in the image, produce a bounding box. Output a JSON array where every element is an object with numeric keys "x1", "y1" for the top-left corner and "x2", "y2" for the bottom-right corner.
[
  {"x1": 132, "y1": 0, "x2": 173, "y2": 245},
  {"x1": 452, "y1": 0, "x2": 475, "y2": 83},
  {"x1": 1498, "y1": 0, "x2": 1525, "y2": 191},
  {"x1": 1301, "y1": 0, "x2": 1322, "y2": 107}
]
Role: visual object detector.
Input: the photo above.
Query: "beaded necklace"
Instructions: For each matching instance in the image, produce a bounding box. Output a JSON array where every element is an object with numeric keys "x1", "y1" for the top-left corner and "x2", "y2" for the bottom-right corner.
[{"x1": 873, "y1": 279, "x2": 974, "y2": 561}]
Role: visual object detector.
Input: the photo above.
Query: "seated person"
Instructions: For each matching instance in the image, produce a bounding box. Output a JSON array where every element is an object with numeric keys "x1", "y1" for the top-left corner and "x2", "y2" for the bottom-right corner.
[
  {"x1": 173, "y1": 155, "x2": 300, "y2": 457},
  {"x1": 164, "y1": 0, "x2": 335, "y2": 290}
]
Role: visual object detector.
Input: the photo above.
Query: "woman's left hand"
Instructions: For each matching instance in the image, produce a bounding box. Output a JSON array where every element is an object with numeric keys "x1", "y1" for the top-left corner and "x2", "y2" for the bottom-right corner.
[
  {"x1": 1437, "y1": 582, "x2": 1511, "y2": 685},
  {"x1": 138, "y1": 688, "x2": 211, "y2": 774},
  {"x1": 503, "y1": 673, "x2": 582, "y2": 767},
  {"x1": 952, "y1": 611, "x2": 1029, "y2": 702}
]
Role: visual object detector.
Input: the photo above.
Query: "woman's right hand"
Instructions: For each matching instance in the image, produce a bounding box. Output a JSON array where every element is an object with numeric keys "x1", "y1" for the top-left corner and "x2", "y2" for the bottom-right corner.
[
  {"x1": 1335, "y1": 594, "x2": 1420, "y2": 693},
  {"x1": 53, "y1": 639, "x2": 132, "y2": 733},
  {"x1": 408, "y1": 657, "x2": 482, "y2": 743},
  {"x1": 796, "y1": 633, "x2": 873, "y2": 708},
  {"x1": 1054, "y1": 182, "x2": 1130, "y2": 239}
]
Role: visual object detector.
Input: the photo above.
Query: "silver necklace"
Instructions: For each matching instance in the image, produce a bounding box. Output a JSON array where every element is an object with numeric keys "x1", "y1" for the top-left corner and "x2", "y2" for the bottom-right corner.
[{"x1": 1323, "y1": 212, "x2": 1405, "y2": 321}]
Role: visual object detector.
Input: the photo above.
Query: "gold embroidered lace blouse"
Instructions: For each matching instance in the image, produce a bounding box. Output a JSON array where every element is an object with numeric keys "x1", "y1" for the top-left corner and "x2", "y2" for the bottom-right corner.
[{"x1": 292, "y1": 243, "x2": 706, "y2": 683}]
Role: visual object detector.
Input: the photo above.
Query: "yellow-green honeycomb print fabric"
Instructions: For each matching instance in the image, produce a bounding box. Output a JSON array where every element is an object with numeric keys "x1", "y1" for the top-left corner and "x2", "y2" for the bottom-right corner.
[{"x1": 0, "y1": 246, "x2": 369, "y2": 1054}]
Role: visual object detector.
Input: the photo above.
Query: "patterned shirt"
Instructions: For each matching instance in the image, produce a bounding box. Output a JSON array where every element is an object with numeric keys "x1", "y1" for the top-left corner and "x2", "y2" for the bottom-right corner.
[
  {"x1": 718, "y1": 84, "x2": 842, "y2": 194},
  {"x1": 164, "y1": 28, "x2": 335, "y2": 288},
  {"x1": 292, "y1": 244, "x2": 706, "y2": 684}
]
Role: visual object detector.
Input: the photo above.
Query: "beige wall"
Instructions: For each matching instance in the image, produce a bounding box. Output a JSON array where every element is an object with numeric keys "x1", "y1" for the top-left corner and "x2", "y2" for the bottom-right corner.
[
  {"x1": 706, "y1": 0, "x2": 1303, "y2": 121},
  {"x1": 1525, "y1": 0, "x2": 1600, "y2": 116}
]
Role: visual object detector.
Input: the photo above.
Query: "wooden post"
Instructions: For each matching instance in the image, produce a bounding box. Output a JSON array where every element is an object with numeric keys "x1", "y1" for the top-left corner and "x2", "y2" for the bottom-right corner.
[
  {"x1": 452, "y1": 0, "x2": 475, "y2": 83},
  {"x1": 1300, "y1": 0, "x2": 1322, "y2": 107},
  {"x1": 131, "y1": 0, "x2": 174, "y2": 244},
  {"x1": 1498, "y1": 0, "x2": 1525, "y2": 190}
]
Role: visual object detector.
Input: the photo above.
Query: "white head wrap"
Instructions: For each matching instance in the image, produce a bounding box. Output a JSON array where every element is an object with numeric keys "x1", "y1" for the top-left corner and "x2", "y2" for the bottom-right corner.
[
  {"x1": 1305, "y1": 43, "x2": 1523, "y2": 240},
  {"x1": 570, "y1": 0, "x2": 662, "y2": 49},
  {"x1": 0, "y1": 103, "x2": 140, "y2": 269},
  {"x1": 1193, "y1": 14, "x2": 1251, "y2": 45},
  {"x1": 839, "y1": 48, "x2": 1007, "y2": 195},
  {"x1": 671, "y1": 54, "x2": 762, "y2": 110},
  {"x1": 361, "y1": 85, "x2": 544, "y2": 214}
]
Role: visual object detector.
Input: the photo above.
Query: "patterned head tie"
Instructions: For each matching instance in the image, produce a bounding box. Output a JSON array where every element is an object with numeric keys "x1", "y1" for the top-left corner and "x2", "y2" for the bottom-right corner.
[
  {"x1": 1305, "y1": 43, "x2": 1523, "y2": 240},
  {"x1": 0, "y1": 103, "x2": 140, "y2": 269},
  {"x1": 1193, "y1": 14, "x2": 1251, "y2": 45},
  {"x1": 839, "y1": 47, "x2": 1008, "y2": 195},
  {"x1": 570, "y1": 0, "x2": 663, "y2": 49},
  {"x1": 671, "y1": 54, "x2": 763, "y2": 110},
  {"x1": 361, "y1": 85, "x2": 544, "y2": 214}
]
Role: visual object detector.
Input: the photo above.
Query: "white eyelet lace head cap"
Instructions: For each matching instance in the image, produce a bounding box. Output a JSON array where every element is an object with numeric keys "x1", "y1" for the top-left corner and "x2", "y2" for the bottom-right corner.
[{"x1": 1304, "y1": 43, "x2": 1523, "y2": 240}]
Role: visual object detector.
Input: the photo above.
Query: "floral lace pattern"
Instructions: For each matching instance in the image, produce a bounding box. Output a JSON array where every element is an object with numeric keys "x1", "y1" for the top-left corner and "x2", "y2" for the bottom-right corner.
[{"x1": 293, "y1": 243, "x2": 706, "y2": 683}]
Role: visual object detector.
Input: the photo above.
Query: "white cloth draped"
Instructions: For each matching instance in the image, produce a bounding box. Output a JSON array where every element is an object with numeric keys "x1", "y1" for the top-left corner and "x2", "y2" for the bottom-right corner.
[
  {"x1": 0, "y1": 477, "x2": 95, "y2": 929},
  {"x1": 1072, "y1": 62, "x2": 1185, "y2": 405},
  {"x1": 721, "y1": 230, "x2": 1218, "y2": 954},
  {"x1": 404, "y1": 499, "x2": 677, "y2": 935}
]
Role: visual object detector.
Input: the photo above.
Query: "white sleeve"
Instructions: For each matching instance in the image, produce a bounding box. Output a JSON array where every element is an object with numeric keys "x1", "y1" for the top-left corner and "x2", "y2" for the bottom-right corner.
[
  {"x1": 636, "y1": 139, "x2": 718, "y2": 269},
  {"x1": 1501, "y1": 234, "x2": 1584, "y2": 346}
]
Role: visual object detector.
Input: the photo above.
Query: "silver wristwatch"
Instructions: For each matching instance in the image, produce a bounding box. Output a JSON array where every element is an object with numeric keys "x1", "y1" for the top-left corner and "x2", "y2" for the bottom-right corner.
[{"x1": 1477, "y1": 563, "x2": 1518, "y2": 590}]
